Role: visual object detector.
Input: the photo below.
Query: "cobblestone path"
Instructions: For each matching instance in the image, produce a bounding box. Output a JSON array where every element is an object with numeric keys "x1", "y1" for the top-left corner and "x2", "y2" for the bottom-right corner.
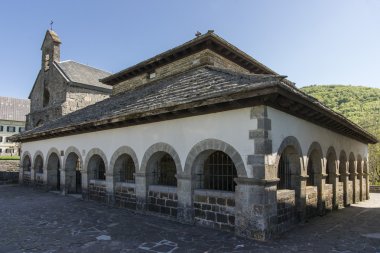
[{"x1": 0, "y1": 185, "x2": 379, "y2": 252}]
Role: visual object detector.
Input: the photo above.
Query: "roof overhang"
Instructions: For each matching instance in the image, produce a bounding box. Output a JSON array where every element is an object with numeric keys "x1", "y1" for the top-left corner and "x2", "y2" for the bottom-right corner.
[{"x1": 12, "y1": 82, "x2": 378, "y2": 144}]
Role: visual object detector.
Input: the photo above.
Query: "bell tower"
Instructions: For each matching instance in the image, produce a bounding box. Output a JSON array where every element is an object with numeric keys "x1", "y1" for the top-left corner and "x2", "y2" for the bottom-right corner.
[{"x1": 41, "y1": 30, "x2": 61, "y2": 71}]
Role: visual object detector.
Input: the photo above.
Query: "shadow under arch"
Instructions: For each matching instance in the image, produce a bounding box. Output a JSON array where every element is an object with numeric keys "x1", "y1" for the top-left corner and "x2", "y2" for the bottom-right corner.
[
  {"x1": 45, "y1": 147, "x2": 61, "y2": 191},
  {"x1": 63, "y1": 146, "x2": 84, "y2": 194}
]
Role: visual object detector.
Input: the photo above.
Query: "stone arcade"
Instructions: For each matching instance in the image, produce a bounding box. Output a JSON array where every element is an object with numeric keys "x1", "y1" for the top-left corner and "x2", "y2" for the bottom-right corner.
[{"x1": 13, "y1": 30, "x2": 378, "y2": 240}]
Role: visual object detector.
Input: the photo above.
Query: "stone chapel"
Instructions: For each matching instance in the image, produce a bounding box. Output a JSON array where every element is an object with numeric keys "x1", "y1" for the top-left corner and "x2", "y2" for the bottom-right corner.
[{"x1": 13, "y1": 30, "x2": 378, "y2": 240}]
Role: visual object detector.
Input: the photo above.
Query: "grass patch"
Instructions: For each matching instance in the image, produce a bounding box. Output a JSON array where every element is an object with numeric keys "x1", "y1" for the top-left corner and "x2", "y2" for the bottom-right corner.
[{"x1": 0, "y1": 156, "x2": 20, "y2": 160}]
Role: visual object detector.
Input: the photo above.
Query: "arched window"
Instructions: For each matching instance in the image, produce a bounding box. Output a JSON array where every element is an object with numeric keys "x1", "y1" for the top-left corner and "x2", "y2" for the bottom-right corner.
[
  {"x1": 115, "y1": 154, "x2": 135, "y2": 183},
  {"x1": 153, "y1": 154, "x2": 176, "y2": 186},
  {"x1": 202, "y1": 151, "x2": 237, "y2": 192}
]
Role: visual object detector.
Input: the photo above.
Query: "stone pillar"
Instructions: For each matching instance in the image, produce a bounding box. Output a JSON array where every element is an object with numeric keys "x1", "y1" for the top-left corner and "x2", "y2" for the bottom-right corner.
[
  {"x1": 18, "y1": 164, "x2": 23, "y2": 184},
  {"x1": 176, "y1": 174, "x2": 193, "y2": 223},
  {"x1": 134, "y1": 172, "x2": 147, "y2": 211},
  {"x1": 30, "y1": 168, "x2": 35, "y2": 184},
  {"x1": 315, "y1": 173, "x2": 326, "y2": 215},
  {"x1": 60, "y1": 168, "x2": 66, "y2": 195},
  {"x1": 81, "y1": 170, "x2": 89, "y2": 200},
  {"x1": 105, "y1": 172, "x2": 114, "y2": 205},
  {"x1": 298, "y1": 176, "x2": 308, "y2": 222},
  {"x1": 364, "y1": 172, "x2": 369, "y2": 200},
  {"x1": 341, "y1": 172, "x2": 349, "y2": 206},
  {"x1": 234, "y1": 178, "x2": 278, "y2": 240},
  {"x1": 349, "y1": 172, "x2": 357, "y2": 203},
  {"x1": 332, "y1": 174, "x2": 339, "y2": 209}
]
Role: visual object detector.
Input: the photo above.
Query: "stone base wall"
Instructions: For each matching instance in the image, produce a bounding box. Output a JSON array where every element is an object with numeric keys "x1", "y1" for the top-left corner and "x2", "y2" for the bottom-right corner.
[
  {"x1": 347, "y1": 181, "x2": 353, "y2": 204},
  {"x1": 35, "y1": 173, "x2": 44, "y2": 188},
  {"x1": 276, "y1": 189, "x2": 296, "y2": 233},
  {"x1": 355, "y1": 180, "x2": 360, "y2": 202},
  {"x1": 193, "y1": 190, "x2": 235, "y2": 232},
  {"x1": 306, "y1": 186, "x2": 318, "y2": 219},
  {"x1": 148, "y1": 186, "x2": 178, "y2": 217},
  {"x1": 23, "y1": 172, "x2": 32, "y2": 185},
  {"x1": 0, "y1": 160, "x2": 20, "y2": 172},
  {"x1": 337, "y1": 182, "x2": 344, "y2": 208},
  {"x1": 88, "y1": 180, "x2": 107, "y2": 203},
  {"x1": 115, "y1": 183, "x2": 137, "y2": 210},
  {"x1": 324, "y1": 184, "x2": 333, "y2": 211}
]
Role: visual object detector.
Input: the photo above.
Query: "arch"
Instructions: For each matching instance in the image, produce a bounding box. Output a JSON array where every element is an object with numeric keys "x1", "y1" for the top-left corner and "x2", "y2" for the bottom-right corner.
[
  {"x1": 274, "y1": 136, "x2": 304, "y2": 222},
  {"x1": 141, "y1": 143, "x2": 182, "y2": 174},
  {"x1": 109, "y1": 146, "x2": 139, "y2": 176},
  {"x1": 46, "y1": 149, "x2": 61, "y2": 190},
  {"x1": 306, "y1": 142, "x2": 324, "y2": 186},
  {"x1": 275, "y1": 136, "x2": 304, "y2": 176},
  {"x1": 33, "y1": 151, "x2": 44, "y2": 173},
  {"x1": 21, "y1": 151, "x2": 32, "y2": 172},
  {"x1": 84, "y1": 148, "x2": 108, "y2": 175},
  {"x1": 184, "y1": 139, "x2": 246, "y2": 178},
  {"x1": 325, "y1": 146, "x2": 337, "y2": 184},
  {"x1": 45, "y1": 148, "x2": 61, "y2": 168},
  {"x1": 348, "y1": 152, "x2": 356, "y2": 175},
  {"x1": 199, "y1": 150, "x2": 238, "y2": 191},
  {"x1": 113, "y1": 154, "x2": 136, "y2": 183},
  {"x1": 339, "y1": 150, "x2": 348, "y2": 177},
  {"x1": 63, "y1": 146, "x2": 83, "y2": 170},
  {"x1": 64, "y1": 147, "x2": 83, "y2": 194}
]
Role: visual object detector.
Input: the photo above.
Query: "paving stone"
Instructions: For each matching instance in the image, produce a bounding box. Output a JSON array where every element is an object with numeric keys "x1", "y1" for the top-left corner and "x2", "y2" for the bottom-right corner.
[{"x1": 0, "y1": 185, "x2": 379, "y2": 252}]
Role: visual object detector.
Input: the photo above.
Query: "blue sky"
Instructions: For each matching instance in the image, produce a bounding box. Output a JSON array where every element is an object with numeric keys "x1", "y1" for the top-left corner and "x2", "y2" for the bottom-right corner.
[{"x1": 1, "y1": 0, "x2": 380, "y2": 99}]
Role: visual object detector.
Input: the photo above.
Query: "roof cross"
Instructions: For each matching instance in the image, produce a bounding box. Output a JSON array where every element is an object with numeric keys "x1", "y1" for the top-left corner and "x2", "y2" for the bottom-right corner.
[{"x1": 50, "y1": 20, "x2": 54, "y2": 30}]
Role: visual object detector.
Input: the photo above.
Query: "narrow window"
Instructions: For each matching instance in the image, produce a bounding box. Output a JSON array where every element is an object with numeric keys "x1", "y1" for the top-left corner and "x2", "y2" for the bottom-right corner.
[{"x1": 7, "y1": 126, "x2": 15, "y2": 132}]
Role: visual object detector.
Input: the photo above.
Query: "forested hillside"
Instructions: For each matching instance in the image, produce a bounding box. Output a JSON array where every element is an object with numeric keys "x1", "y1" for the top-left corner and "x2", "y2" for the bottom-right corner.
[{"x1": 301, "y1": 85, "x2": 380, "y2": 184}]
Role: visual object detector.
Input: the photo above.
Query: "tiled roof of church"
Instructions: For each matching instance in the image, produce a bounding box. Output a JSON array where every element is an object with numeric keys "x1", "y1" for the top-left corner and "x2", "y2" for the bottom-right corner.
[
  {"x1": 13, "y1": 66, "x2": 377, "y2": 144},
  {"x1": 0, "y1": 96, "x2": 30, "y2": 122},
  {"x1": 55, "y1": 61, "x2": 112, "y2": 90}
]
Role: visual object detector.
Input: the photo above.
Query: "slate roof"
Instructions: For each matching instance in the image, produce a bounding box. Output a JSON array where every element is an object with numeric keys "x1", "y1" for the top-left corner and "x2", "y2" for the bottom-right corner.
[
  {"x1": 55, "y1": 61, "x2": 112, "y2": 90},
  {"x1": 0, "y1": 97, "x2": 30, "y2": 122},
  {"x1": 14, "y1": 65, "x2": 377, "y2": 144},
  {"x1": 19, "y1": 66, "x2": 283, "y2": 136}
]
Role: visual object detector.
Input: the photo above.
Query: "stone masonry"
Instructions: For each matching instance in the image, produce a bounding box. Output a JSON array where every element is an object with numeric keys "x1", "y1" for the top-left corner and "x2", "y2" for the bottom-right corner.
[
  {"x1": 113, "y1": 49, "x2": 250, "y2": 95},
  {"x1": 193, "y1": 190, "x2": 235, "y2": 232}
]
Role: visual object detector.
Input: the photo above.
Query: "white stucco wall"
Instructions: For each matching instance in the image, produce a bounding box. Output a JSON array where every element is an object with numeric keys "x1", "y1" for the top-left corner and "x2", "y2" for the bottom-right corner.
[
  {"x1": 22, "y1": 107, "x2": 256, "y2": 175},
  {"x1": 268, "y1": 107, "x2": 368, "y2": 166}
]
